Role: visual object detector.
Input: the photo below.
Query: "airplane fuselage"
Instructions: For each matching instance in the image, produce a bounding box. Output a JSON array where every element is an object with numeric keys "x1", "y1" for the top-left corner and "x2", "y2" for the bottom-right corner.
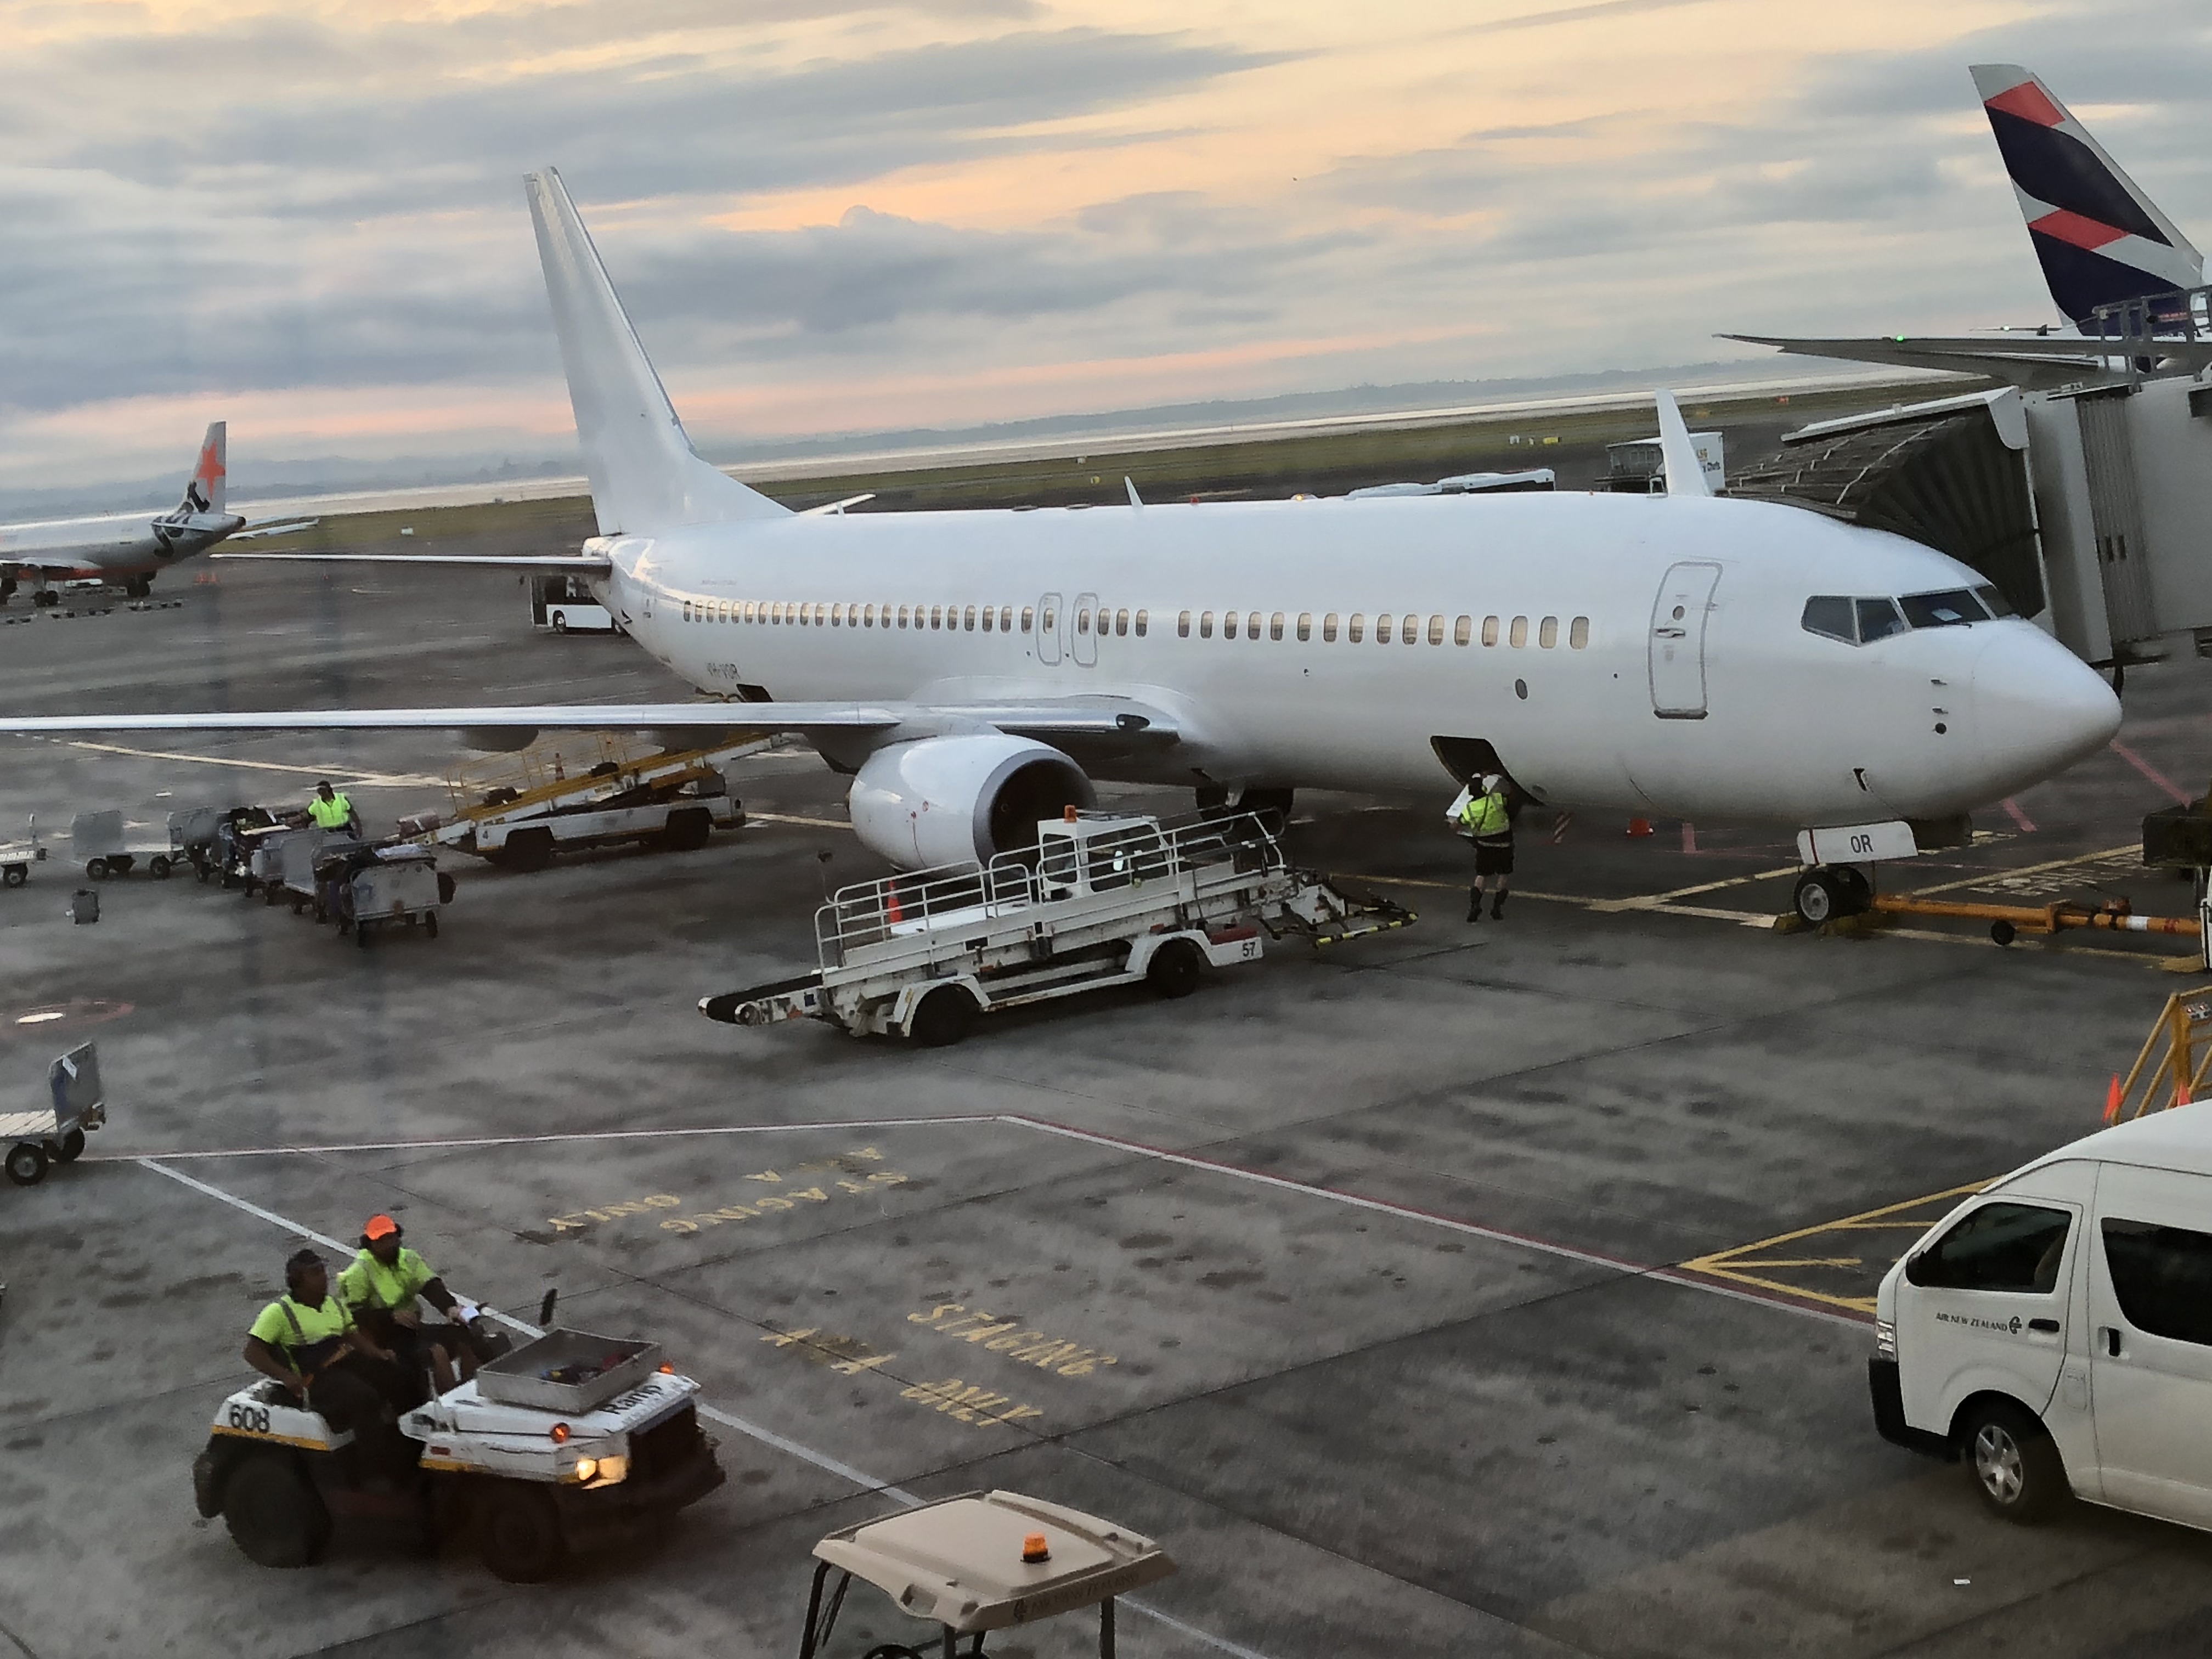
[
  {"x1": 0, "y1": 508, "x2": 244, "y2": 582},
  {"x1": 585, "y1": 489, "x2": 2119, "y2": 828}
]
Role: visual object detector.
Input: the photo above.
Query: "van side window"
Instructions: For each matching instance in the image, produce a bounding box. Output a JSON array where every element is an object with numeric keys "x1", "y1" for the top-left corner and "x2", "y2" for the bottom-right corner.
[
  {"x1": 1906, "y1": 1203, "x2": 2070, "y2": 1294},
  {"x1": 2102, "y1": 1218, "x2": 2212, "y2": 1346}
]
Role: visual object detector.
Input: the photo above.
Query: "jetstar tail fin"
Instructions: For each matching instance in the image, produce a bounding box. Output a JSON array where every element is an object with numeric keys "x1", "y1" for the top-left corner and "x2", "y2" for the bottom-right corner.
[
  {"x1": 1969, "y1": 64, "x2": 2204, "y2": 325},
  {"x1": 179, "y1": 421, "x2": 226, "y2": 515}
]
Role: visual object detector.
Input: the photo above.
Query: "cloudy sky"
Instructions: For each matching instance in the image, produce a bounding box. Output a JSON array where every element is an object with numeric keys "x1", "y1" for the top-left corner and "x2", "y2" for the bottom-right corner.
[{"x1": 3, "y1": 0, "x2": 2208, "y2": 495}]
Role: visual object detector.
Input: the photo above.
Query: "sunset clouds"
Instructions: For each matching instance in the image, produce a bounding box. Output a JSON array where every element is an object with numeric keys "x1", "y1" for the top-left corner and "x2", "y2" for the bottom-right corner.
[{"x1": 1, "y1": 0, "x2": 2206, "y2": 494}]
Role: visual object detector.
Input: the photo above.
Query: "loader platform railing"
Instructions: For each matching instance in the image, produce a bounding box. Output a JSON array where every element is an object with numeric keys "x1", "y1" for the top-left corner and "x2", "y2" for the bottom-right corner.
[{"x1": 2111, "y1": 986, "x2": 2212, "y2": 1121}]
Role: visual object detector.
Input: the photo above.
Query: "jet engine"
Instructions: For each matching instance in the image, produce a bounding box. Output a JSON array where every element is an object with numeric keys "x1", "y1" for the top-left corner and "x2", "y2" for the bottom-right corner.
[{"x1": 848, "y1": 735, "x2": 1096, "y2": 870}]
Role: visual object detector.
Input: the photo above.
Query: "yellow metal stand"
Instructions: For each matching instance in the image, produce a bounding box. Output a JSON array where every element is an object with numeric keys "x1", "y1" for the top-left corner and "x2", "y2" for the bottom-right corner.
[{"x1": 2112, "y1": 987, "x2": 2212, "y2": 1119}]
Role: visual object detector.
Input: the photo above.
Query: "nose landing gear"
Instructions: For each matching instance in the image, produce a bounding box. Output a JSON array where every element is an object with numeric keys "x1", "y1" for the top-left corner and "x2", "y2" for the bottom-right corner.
[{"x1": 1792, "y1": 865, "x2": 1873, "y2": 927}]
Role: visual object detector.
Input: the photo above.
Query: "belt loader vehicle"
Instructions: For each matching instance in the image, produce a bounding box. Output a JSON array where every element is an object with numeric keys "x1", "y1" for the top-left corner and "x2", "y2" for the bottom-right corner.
[
  {"x1": 702, "y1": 810, "x2": 1412, "y2": 1046},
  {"x1": 193, "y1": 1323, "x2": 723, "y2": 1582}
]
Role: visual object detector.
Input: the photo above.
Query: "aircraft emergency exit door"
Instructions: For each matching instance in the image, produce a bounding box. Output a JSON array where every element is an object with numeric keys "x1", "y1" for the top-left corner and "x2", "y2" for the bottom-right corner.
[{"x1": 1649, "y1": 561, "x2": 1721, "y2": 719}]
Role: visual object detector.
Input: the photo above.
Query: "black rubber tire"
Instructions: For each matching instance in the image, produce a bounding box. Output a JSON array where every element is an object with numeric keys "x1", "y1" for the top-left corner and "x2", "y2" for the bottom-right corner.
[
  {"x1": 149, "y1": 855, "x2": 171, "y2": 879},
  {"x1": 54, "y1": 1128, "x2": 84, "y2": 1164},
  {"x1": 5, "y1": 1142, "x2": 48, "y2": 1186},
  {"x1": 1, "y1": 865, "x2": 23, "y2": 889},
  {"x1": 436, "y1": 872, "x2": 456, "y2": 904},
  {"x1": 356, "y1": 921, "x2": 371, "y2": 949},
  {"x1": 1147, "y1": 938, "x2": 1205, "y2": 999},
  {"x1": 504, "y1": 829, "x2": 554, "y2": 874},
  {"x1": 222, "y1": 1452, "x2": 332, "y2": 1568},
  {"x1": 478, "y1": 1482, "x2": 566, "y2": 1583},
  {"x1": 1960, "y1": 1398, "x2": 2069, "y2": 1525},
  {"x1": 84, "y1": 858, "x2": 109, "y2": 882},
  {"x1": 909, "y1": 984, "x2": 979, "y2": 1048},
  {"x1": 551, "y1": 613, "x2": 568, "y2": 634},
  {"x1": 424, "y1": 911, "x2": 438, "y2": 939},
  {"x1": 661, "y1": 807, "x2": 713, "y2": 853},
  {"x1": 1792, "y1": 870, "x2": 1842, "y2": 927},
  {"x1": 1833, "y1": 866, "x2": 1872, "y2": 910}
]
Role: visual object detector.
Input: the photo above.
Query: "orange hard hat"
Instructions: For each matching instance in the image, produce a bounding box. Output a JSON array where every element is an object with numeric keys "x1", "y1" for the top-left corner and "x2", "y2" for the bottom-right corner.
[{"x1": 362, "y1": 1214, "x2": 401, "y2": 1242}]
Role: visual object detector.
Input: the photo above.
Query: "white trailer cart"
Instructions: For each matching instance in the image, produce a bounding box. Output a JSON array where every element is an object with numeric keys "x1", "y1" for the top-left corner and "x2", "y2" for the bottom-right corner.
[
  {"x1": 0, "y1": 816, "x2": 45, "y2": 890},
  {"x1": 701, "y1": 811, "x2": 1413, "y2": 1046},
  {"x1": 70, "y1": 809, "x2": 181, "y2": 880},
  {"x1": 3, "y1": 1042, "x2": 105, "y2": 1187}
]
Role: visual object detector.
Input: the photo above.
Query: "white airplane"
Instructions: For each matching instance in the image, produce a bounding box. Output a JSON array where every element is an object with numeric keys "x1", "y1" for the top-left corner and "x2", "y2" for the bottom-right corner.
[
  {"x1": 0, "y1": 170, "x2": 2122, "y2": 924},
  {"x1": 0, "y1": 424, "x2": 249, "y2": 605}
]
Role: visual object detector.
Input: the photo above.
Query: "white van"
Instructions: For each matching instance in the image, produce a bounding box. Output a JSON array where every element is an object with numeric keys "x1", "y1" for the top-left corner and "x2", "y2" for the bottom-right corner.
[{"x1": 1874, "y1": 1107, "x2": 2212, "y2": 1529}]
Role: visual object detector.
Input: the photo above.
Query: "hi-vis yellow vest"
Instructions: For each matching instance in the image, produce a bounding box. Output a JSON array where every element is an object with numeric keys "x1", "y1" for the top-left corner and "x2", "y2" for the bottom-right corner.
[{"x1": 1458, "y1": 791, "x2": 1508, "y2": 838}]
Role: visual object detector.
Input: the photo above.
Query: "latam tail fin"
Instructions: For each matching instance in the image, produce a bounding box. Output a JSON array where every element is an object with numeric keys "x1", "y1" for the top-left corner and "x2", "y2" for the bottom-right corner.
[
  {"x1": 523, "y1": 169, "x2": 787, "y2": 537},
  {"x1": 1968, "y1": 64, "x2": 2204, "y2": 325},
  {"x1": 179, "y1": 421, "x2": 226, "y2": 515}
]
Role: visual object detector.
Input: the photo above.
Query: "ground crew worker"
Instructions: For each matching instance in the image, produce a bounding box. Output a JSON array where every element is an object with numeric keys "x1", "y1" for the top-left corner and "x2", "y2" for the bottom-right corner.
[
  {"x1": 242, "y1": 1249, "x2": 412, "y2": 1476},
  {"x1": 340, "y1": 1214, "x2": 486, "y2": 1393},
  {"x1": 1453, "y1": 772, "x2": 1520, "y2": 922},
  {"x1": 307, "y1": 780, "x2": 357, "y2": 834}
]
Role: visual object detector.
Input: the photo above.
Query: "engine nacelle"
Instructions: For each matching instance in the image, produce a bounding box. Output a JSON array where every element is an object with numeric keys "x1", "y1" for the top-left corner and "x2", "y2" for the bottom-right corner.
[{"x1": 848, "y1": 735, "x2": 1096, "y2": 870}]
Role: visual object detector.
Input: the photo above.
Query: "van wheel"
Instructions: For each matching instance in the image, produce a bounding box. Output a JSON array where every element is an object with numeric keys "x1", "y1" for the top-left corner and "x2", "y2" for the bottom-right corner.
[
  {"x1": 223, "y1": 1451, "x2": 332, "y2": 1567},
  {"x1": 909, "y1": 985, "x2": 979, "y2": 1048},
  {"x1": 478, "y1": 1482, "x2": 566, "y2": 1582},
  {"x1": 1961, "y1": 1400, "x2": 2068, "y2": 1523},
  {"x1": 1146, "y1": 938, "x2": 1205, "y2": 999}
]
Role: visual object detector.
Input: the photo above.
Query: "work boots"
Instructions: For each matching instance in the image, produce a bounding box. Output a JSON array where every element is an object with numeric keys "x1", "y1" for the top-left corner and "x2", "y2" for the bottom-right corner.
[
  {"x1": 1491, "y1": 891, "x2": 1508, "y2": 920},
  {"x1": 1466, "y1": 891, "x2": 1483, "y2": 923}
]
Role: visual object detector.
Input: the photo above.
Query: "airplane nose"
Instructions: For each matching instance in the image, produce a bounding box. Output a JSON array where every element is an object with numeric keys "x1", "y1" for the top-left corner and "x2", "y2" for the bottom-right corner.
[{"x1": 1971, "y1": 628, "x2": 2121, "y2": 788}]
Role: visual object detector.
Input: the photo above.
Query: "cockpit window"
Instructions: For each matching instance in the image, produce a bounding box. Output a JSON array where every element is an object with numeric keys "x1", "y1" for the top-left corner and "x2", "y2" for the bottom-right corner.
[
  {"x1": 1800, "y1": 597, "x2": 1855, "y2": 643},
  {"x1": 1855, "y1": 598, "x2": 1908, "y2": 643},
  {"x1": 1973, "y1": 583, "x2": 2016, "y2": 619},
  {"x1": 1899, "y1": 589, "x2": 1988, "y2": 629}
]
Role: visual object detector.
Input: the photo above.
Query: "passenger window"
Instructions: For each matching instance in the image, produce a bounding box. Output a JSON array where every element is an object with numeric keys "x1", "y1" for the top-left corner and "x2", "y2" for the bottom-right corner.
[
  {"x1": 1375, "y1": 613, "x2": 1392, "y2": 645},
  {"x1": 1856, "y1": 598, "x2": 1907, "y2": 642},
  {"x1": 1539, "y1": 617, "x2": 1558, "y2": 648},
  {"x1": 1177, "y1": 610, "x2": 1190, "y2": 637},
  {"x1": 1200, "y1": 611, "x2": 1215, "y2": 639},
  {"x1": 1427, "y1": 614, "x2": 1444, "y2": 646},
  {"x1": 964, "y1": 606, "x2": 977, "y2": 631},
  {"x1": 1348, "y1": 613, "x2": 1365, "y2": 643},
  {"x1": 1322, "y1": 613, "x2": 1339, "y2": 642},
  {"x1": 1899, "y1": 589, "x2": 1985, "y2": 629},
  {"x1": 1041, "y1": 606, "x2": 1056, "y2": 633},
  {"x1": 1271, "y1": 612, "x2": 1285, "y2": 641},
  {"x1": 1509, "y1": 616, "x2": 1528, "y2": 648},
  {"x1": 1906, "y1": 1203, "x2": 2071, "y2": 1294},
  {"x1": 1135, "y1": 610, "x2": 1148, "y2": 637},
  {"x1": 1249, "y1": 613, "x2": 1263, "y2": 640},
  {"x1": 1570, "y1": 617, "x2": 1589, "y2": 649},
  {"x1": 862, "y1": 603, "x2": 875, "y2": 628},
  {"x1": 1001, "y1": 607, "x2": 1014, "y2": 631},
  {"x1": 980, "y1": 607, "x2": 993, "y2": 632},
  {"x1": 1223, "y1": 611, "x2": 1239, "y2": 639},
  {"x1": 1297, "y1": 612, "x2": 1313, "y2": 641},
  {"x1": 1973, "y1": 583, "x2": 2016, "y2": 619},
  {"x1": 1117, "y1": 609, "x2": 1130, "y2": 636},
  {"x1": 832, "y1": 604, "x2": 844, "y2": 627},
  {"x1": 1077, "y1": 608, "x2": 1091, "y2": 635},
  {"x1": 896, "y1": 606, "x2": 908, "y2": 628},
  {"x1": 1801, "y1": 596, "x2": 1855, "y2": 643},
  {"x1": 1401, "y1": 614, "x2": 1418, "y2": 645},
  {"x1": 2102, "y1": 1218, "x2": 2212, "y2": 1346},
  {"x1": 1481, "y1": 616, "x2": 1499, "y2": 647}
]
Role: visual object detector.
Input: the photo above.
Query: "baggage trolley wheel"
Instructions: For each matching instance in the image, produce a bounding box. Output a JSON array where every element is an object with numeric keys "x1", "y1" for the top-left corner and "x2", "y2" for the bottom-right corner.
[
  {"x1": 5, "y1": 1141, "x2": 49, "y2": 1186},
  {"x1": 264, "y1": 883, "x2": 280, "y2": 906},
  {"x1": 424, "y1": 911, "x2": 439, "y2": 939},
  {"x1": 1, "y1": 865, "x2": 24, "y2": 889},
  {"x1": 222, "y1": 1450, "x2": 334, "y2": 1568},
  {"x1": 53, "y1": 1128, "x2": 85, "y2": 1163},
  {"x1": 908, "y1": 984, "x2": 979, "y2": 1048},
  {"x1": 84, "y1": 858, "x2": 109, "y2": 881},
  {"x1": 357, "y1": 921, "x2": 371, "y2": 949},
  {"x1": 149, "y1": 855, "x2": 172, "y2": 879}
]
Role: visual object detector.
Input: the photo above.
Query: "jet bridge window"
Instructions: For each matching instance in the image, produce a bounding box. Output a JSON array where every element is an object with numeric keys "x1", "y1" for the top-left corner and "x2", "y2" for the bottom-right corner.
[{"x1": 1899, "y1": 589, "x2": 1990, "y2": 629}]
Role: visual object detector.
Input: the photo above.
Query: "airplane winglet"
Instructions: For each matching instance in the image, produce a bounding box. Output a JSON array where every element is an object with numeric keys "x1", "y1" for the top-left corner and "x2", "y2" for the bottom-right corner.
[{"x1": 1654, "y1": 391, "x2": 1712, "y2": 499}]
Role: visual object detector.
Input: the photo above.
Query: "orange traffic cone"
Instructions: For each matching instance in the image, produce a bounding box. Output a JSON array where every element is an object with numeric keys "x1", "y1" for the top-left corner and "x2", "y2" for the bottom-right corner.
[
  {"x1": 2104, "y1": 1075, "x2": 2124, "y2": 1126},
  {"x1": 2177, "y1": 1074, "x2": 2192, "y2": 1108},
  {"x1": 1626, "y1": 817, "x2": 1653, "y2": 838}
]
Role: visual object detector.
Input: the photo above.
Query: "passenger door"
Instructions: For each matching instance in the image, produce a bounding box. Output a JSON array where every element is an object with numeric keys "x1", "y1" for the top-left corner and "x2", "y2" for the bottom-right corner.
[
  {"x1": 1036, "y1": 592, "x2": 1064, "y2": 666},
  {"x1": 1897, "y1": 1198, "x2": 2080, "y2": 1434},
  {"x1": 1648, "y1": 561, "x2": 1722, "y2": 719},
  {"x1": 2087, "y1": 1164, "x2": 2212, "y2": 1526},
  {"x1": 1070, "y1": 591, "x2": 1099, "y2": 668}
]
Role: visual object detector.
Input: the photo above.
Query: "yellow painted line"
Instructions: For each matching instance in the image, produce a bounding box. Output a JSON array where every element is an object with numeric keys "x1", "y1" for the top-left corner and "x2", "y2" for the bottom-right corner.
[
  {"x1": 1587, "y1": 865, "x2": 1802, "y2": 913},
  {"x1": 1675, "y1": 1180, "x2": 1991, "y2": 1314},
  {"x1": 210, "y1": 1425, "x2": 341, "y2": 1451},
  {"x1": 15, "y1": 736, "x2": 439, "y2": 789},
  {"x1": 1902, "y1": 842, "x2": 2138, "y2": 898},
  {"x1": 748, "y1": 811, "x2": 850, "y2": 830},
  {"x1": 1721, "y1": 1256, "x2": 1863, "y2": 1269}
]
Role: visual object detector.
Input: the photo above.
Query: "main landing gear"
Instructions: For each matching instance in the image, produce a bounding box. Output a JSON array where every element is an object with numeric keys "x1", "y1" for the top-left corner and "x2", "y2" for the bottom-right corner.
[{"x1": 1792, "y1": 865, "x2": 1873, "y2": 927}]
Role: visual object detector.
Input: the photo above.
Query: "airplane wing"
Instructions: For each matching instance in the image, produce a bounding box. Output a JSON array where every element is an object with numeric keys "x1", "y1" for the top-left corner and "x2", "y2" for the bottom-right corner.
[
  {"x1": 1, "y1": 556, "x2": 105, "y2": 574},
  {"x1": 1724, "y1": 331, "x2": 2212, "y2": 389},
  {"x1": 0, "y1": 697, "x2": 1178, "y2": 745},
  {"x1": 215, "y1": 551, "x2": 612, "y2": 571},
  {"x1": 226, "y1": 518, "x2": 323, "y2": 542}
]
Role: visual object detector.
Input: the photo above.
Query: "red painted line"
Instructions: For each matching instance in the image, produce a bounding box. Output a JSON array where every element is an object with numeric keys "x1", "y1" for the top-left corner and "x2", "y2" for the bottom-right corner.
[
  {"x1": 1681, "y1": 821, "x2": 1699, "y2": 855},
  {"x1": 2112, "y1": 741, "x2": 2193, "y2": 805},
  {"x1": 2001, "y1": 798, "x2": 2036, "y2": 833}
]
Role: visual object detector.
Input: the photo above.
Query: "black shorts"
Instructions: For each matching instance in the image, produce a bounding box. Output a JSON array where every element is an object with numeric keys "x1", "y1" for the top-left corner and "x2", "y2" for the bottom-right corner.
[{"x1": 1472, "y1": 839, "x2": 1515, "y2": 877}]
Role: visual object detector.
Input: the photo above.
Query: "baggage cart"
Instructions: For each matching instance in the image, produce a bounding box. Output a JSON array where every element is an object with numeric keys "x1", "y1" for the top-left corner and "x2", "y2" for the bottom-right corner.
[
  {"x1": 215, "y1": 809, "x2": 287, "y2": 889},
  {"x1": 70, "y1": 809, "x2": 180, "y2": 880},
  {"x1": 3, "y1": 1042, "x2": 106, "y2": 1187},
  {"x1": 0, "y1": 816, "x2": 46, "y2": 890},
  {"x1": 279, "y1": 828, "x2": 363, "y2": 915},
  {"x1": 329, "y1": 844, "x2": 451, "y2": 946},
  {"x1": 246, "y1": 823, "x2": 317, "y2": 902},
  {"x1": 166, "y1": 805, "x2": 235, "y2": 879}
]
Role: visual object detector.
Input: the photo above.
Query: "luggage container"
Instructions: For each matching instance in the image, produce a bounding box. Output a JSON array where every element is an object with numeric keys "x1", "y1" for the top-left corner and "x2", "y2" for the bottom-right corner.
[
  {"x1": 328, "y1": 845, "x2": 452, "y2": 946},
  {"x1": 70, "y1": 809, "x2": 180, "y2": 880},
  {"x1": 165, "y1": 805, "x2": 235, "y2": 879},
  {"x1": 212, "y1": 808, "x2": 285, "y2": 888},
  {"x1": 3, "y1": 1042, "x2": 107, "y2": 1187},
  {"x1": 279, "y1": 828, "x2": 363, "y2": 915}
]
